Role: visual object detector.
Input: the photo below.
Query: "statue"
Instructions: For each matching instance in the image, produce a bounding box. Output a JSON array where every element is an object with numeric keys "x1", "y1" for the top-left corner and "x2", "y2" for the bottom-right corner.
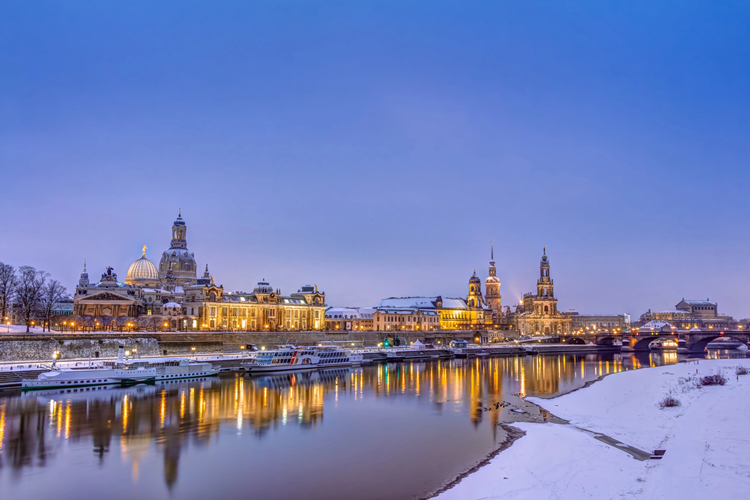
[{"x1": 142, "y1": 243, "x2": 147, "y2": 257}]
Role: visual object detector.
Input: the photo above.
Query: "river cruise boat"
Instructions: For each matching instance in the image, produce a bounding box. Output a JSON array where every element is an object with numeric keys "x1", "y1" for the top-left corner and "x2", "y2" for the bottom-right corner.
[
  {"x1": 22, "y1": 346, "x2": 219, "y2": 390},
  {"x1": 22, "y1": 363, "x2": 157, "y2": 390},
  {"x1": 247, "y1": 345, "x2": 363, "y2": 373},
  {"x1": 649, "y1": 338, "x2": 678, "y2": 351},
  {"x1": 249, "y1": 345, "x2": 320, "y2": 373}
]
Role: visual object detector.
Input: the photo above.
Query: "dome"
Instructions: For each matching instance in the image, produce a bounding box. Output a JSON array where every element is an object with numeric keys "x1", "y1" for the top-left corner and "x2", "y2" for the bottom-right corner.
[
  {"x1": 126, "y1": 255, "x2": 160, "y2": 286},
  {"x1": 161, "y1": 301, "x2": 182, "y2": 316},
  {"x1": 254, "y1": 280, "x2": 274, "y2": 294},
  {"x1": 469, "y1": 270, "x2": 481, "y2": 284}
]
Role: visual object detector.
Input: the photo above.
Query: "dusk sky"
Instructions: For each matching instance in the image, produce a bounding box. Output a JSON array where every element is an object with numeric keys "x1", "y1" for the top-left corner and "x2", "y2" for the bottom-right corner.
[{"x1": 1, "y1": 1, "x2": 749, "y2": 318}]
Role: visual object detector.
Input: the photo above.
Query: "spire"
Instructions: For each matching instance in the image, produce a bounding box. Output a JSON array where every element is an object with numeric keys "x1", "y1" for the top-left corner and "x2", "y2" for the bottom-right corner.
[
  {"x1": 543, "y1": 245, "x2": 546, "y2": 256},
  {"x1": 83, "y1": 259, "x2": 87, "y2": 273},
  {"x1": 203, "y1": 264, "x2": 210, "y2": 278},
  {"x1": 491, "y1": 241, "x2": 494, "y2": 261},
  {"x1": 178, "y1": 208, "x2": 182, "y2": 218}
]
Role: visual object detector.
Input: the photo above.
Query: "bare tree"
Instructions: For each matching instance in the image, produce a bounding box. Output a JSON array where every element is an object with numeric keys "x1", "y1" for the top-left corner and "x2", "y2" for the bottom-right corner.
[
  {"x1": 13, "y1": 266, "x2": 48, "y2": 332},
  {"x1": 38, "y1": 279, "x2": 67, "y2": 332},
  {"x1": 0, "y1": 262, "x2": 17, "y2": 323}
]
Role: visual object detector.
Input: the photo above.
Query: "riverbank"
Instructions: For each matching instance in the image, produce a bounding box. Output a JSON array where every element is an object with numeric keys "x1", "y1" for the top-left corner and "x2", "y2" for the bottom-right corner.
[{"x1": 434, "y1": 358, "x2": 750, "y2": 499}]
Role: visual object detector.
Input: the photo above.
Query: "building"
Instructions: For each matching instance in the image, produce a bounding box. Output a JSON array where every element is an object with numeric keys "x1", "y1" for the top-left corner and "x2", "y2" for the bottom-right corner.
[
  {"x1": 571, "y1": 313, "x2": 630, "y2": 333},
  {"x1": 639, "y1": 299, "x2": 736, "y2": 331},
  {"x1": 372, "y1": 303, "x2": 441, "y2": 332},
  {"x1": 72, "y1": 212, "x2": 326, "y2": 332},
  {"x1": 324, "y1": 307, "x2": 375, "y2": 331},
  {"x1": 511, "y1": 248, "x2": 573, "y2": 336},
  {"x1": 484, "y1": 243, "x2": 503, "y2": 323}
]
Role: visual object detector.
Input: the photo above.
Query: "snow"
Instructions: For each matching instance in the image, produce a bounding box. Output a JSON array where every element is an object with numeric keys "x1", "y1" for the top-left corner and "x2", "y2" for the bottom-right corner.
[
  {"x1": 0, "y1": 324, "x2": 48, "y2": 334},
  {"x1": 436, "y1": 359, "x2": 750, "y2": 500}
]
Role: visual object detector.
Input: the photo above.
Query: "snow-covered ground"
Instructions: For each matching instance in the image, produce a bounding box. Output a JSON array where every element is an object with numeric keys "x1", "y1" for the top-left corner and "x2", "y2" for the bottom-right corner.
[
  {"x1": 435, "y1": 358, "x2": 750, "y2": 499},
  {"x1": 0, "y1": 324, "x2": 48, "y2": 334}
]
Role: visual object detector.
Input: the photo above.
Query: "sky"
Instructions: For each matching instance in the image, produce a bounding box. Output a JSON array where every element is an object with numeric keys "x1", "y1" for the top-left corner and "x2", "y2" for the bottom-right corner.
[{"x1": 1, "y1": 1, "x2": 749, "y2": 318}]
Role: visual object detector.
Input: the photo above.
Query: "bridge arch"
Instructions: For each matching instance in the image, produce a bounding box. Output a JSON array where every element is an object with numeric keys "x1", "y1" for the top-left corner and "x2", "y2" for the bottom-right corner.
[
  {"x1": 564, "y1": 337, "x2": 586, "y2": 345},
  {"x1": 632, "y1": 335, "x2": 677, "y2": 351},
  {"x1": 596, "y1": 336, "x2": 618, "y2": 346},
  {"x1": 689, "y1": 335, "x2": 749, "y2": 353}
]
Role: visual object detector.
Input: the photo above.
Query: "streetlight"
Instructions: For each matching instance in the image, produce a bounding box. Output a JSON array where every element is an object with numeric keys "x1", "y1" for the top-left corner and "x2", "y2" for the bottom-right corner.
[{"x1": 191, "y1": 346, "x2": 196, "y2": 358}]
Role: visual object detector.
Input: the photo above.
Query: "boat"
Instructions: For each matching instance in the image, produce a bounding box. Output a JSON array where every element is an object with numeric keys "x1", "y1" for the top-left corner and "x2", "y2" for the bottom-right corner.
[
  {"x1": 649, "y1": 338, "x2": 678, "y2": 351},
  {"x1": 706, "y1": 337, "x2": 748, "y2": 351},
  {"x1": 22, "y1": 346, "x2": 219, "y2": 390},
  {"x1": 313, "y1": 346, "x2": 363, "y2": 367},
  {"x1": 248, "y1": 345, "x2": 320, "y2": 373}
]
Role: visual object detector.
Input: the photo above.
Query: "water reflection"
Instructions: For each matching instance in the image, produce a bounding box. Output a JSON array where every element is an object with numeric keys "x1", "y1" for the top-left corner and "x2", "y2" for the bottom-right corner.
[{"x1": 0, "y1": 352, "x2": 727, "y2": 500}]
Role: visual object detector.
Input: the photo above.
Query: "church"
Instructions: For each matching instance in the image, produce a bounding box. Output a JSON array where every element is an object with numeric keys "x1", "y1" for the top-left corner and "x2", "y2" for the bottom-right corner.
[
  {"x1": 73, "y1": 212, "x2": 327, "y2": 332},
  {"x1": 510, "y1": 248, "x2": 573, "y2": 336}
]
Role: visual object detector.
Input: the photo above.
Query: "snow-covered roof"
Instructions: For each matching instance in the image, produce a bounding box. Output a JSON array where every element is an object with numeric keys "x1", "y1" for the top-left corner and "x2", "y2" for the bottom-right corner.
[
  {"x1": 640, "y1": 320, "x2": 676, "y2": 330},
  {"x1": 679, "y1": 300, "x2": 716, "y2": 306},
  {"x1": 376, "y1": 297, "x2": 438, "y2": 309}
]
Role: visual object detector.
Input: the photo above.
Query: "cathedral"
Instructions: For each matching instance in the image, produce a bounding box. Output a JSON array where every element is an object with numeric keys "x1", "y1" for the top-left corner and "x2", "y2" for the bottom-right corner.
[
  {"x1": 511, "y1": 248, "x2": 573, "y2": 336},
  {"x1": 73, "y1": 212, "x2": 326, "y2": 332}
]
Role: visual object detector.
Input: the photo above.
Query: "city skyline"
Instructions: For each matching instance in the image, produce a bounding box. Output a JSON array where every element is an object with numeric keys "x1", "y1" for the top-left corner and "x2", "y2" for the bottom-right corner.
[{"x1": 2, "y1": 2, "x2": 749, "y2": 317}]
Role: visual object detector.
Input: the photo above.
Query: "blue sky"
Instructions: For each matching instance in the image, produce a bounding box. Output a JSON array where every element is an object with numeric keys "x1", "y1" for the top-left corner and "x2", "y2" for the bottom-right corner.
[{"x1": 1, "y1": 1, "x2": 749, "y2": 318}]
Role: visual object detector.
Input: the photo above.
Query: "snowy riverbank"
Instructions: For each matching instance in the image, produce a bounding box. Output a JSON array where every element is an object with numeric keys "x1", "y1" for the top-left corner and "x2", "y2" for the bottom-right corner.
[{"x1": 434, "y1": 358, "x2": 750, "y2": 499}]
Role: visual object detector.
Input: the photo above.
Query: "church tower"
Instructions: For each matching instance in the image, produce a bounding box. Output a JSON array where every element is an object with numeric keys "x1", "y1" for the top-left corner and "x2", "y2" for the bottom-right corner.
[
  {"x1": 536, "y1": 247, "x2": 557, "y2": 315},
  {"x1": 485, "y1": 242, "x2": 502, "y2": 316},
  {"x1": 159, "y1": 210, "x2": 198, "y2": 287},
  {"x1": 467, "y1": 270, "x2": 484, "y2": 309}
]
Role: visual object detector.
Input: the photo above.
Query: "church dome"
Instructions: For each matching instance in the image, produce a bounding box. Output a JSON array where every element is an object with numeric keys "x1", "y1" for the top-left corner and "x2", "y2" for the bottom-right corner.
[
  {"x1": 469, "y1": 270, "x2": 481, "y2": 284},
  {"x1": 126, "y1": 252, "x2": 160, "y2": 286},
  {"x1": 254, "y1": 280, "x2": 273, "y2": 294}
]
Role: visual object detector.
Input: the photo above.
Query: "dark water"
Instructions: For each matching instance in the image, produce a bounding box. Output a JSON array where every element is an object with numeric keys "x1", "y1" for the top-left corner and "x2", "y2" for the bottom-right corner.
[{"x1": 0, "y1": 352, "x2": 683, "y2": 500}]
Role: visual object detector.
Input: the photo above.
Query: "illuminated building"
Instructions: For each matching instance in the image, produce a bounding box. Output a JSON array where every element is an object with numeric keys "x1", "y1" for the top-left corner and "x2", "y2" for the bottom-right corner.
[
  {"x1": 511, "y1": 247, "x2": 573, "y2": 336},
  {"x1": 72, "y1": 212, "x2": 326, "y2": 331}
]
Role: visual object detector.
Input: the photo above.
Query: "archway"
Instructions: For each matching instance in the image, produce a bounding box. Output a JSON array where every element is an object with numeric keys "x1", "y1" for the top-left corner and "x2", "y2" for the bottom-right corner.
[
  {"x1": 596, "y1": 337, "x2": 618, "y2": 346},
  {"x1": 689, "y1": 335, "x2": 748, "y2": 353},
  {"x1": 632, "y1": 335, "x2": 676, "y2": 351},
  {"x1": 566, "y1": 337, "x2": 586, "y2": 345}
]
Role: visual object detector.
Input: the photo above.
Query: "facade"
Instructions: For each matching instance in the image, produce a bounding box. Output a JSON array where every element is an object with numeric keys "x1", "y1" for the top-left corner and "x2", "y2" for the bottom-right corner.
[
  {"x1": 72, "y1": 212, "x2": 325, "y2": 332},
  {"x1": 484, "y1": 243, "x2": 503, "y2": 323},
  {"x1": 571, "y1": 313, "x2": 629, "y2": 333},
  {"x1": 512, "y1": 248, "x2": 573, "y2": 336},
  {"x1": 639, "y1": 299, "x2": 736, "y2": 331},
  {"x1": 325, "y1": 307, "x2": 375, "y2": 331},
  {"x1": 374, "y1": 269, "x2": 493, "y2": 332}
]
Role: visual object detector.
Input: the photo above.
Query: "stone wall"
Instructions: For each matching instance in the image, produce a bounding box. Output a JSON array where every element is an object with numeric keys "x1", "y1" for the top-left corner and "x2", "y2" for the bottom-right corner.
[
  {"x1": 0, "y1": 338, "x2": 161, "y2": 362},
  {"x1": 0, "y1": 330, "x2": 517, "y2": 361}
]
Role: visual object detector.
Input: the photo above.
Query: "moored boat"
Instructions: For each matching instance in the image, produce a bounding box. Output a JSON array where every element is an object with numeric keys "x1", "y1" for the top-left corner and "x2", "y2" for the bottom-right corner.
[{"x1": 649, "y1": 338, "x2": 678, "y2": 350}]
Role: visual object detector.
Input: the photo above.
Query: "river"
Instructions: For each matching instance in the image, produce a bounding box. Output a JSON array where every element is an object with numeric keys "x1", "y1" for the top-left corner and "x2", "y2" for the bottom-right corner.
[{"x1": 0, "y1": 352, "x2": 685, "y2": 500}]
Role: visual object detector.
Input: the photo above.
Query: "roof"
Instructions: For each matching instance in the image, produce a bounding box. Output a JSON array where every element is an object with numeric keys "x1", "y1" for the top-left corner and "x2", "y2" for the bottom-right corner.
[{"x1": 679, "y1": 300, "x2": 716, "y2": 307}]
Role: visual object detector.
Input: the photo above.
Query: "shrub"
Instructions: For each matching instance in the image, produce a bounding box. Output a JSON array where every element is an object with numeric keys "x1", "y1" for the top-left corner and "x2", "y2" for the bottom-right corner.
[
  {"x1": 659, "y1": 395, "x2": 681, "y2": 409},
  {"x1": 700, "y1": 374, "x2": 727, "y2": 386},
  {"x1": 736, "y1": 366, "x2": 749, "y2": 376}
]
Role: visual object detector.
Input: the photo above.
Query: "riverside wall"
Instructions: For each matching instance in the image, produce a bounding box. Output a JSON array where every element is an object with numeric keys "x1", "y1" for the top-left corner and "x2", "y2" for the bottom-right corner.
[{"x1": 0, "y1": 330, "x2": 498, "y2": 361}]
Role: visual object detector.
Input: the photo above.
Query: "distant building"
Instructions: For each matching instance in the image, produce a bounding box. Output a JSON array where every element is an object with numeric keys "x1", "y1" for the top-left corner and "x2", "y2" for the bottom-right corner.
[
  {"x1": 571, "y1": 313, "x2": 629, "y2": 333},
  {"x1": 325, "y1": 307, "x2": 375, "y2": 331},
  {"x1": 374, "y1": 268, "x2": 494, "y2": 332},
  {"x1": 639, "y1": 299, "x2": 736, "y2": 331},
  {"x1": 511, "y1": 248, "x2": 573, "y2": 336},
  {"x1": 73, "y1": 212, "x2": 325, "y2": 331}
]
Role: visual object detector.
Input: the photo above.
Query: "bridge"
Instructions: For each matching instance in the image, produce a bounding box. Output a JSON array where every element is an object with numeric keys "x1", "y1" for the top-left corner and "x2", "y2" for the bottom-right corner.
[{"x1": 545, "y1": 329, "x2": 749, "y2": 353}]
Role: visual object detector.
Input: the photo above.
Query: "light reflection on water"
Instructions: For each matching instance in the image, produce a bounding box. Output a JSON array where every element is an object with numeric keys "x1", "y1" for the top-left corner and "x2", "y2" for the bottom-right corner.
[{"x1": 0, "y1": 351, "x2": 727, "y2": 500}]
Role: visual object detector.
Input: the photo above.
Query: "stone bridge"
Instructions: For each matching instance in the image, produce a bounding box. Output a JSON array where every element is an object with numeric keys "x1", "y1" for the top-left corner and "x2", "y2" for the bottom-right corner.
[{"x1": 623, "y1": 330, "x2": 750, "y2": 353}]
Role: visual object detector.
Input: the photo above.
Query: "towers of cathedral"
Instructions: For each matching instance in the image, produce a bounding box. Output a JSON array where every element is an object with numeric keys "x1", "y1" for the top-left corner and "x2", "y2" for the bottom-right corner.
[
  {"x1": 484, "y1": 243, "x2": 502, "y2": 317},
  {"x1": 158, "y1": 210, "x2": 198, "y2": 288},
  {"x1": 515, "y1": 247, "x2": 572, "y2": 335}
]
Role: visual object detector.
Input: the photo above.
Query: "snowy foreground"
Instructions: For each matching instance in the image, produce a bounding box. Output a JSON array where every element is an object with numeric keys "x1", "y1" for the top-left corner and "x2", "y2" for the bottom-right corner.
[{"x1": 435, "y1": 359, "x2": 750, "y2": 500}]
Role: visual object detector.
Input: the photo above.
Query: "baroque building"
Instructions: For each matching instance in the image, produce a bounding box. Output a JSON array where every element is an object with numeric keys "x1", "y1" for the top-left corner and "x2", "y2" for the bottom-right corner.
[
  {"x1": 512, "y1": 248, "x2": 573, "y2": 336},
  {"x1": 638, "y1": 299, "x2": 736, "y2": 331},
  {"x1": 72, "y1": 212, "x2": 326, "y2": 332}
]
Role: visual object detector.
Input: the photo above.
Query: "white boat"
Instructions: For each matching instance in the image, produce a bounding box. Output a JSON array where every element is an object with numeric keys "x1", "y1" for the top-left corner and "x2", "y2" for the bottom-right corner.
[
  {"x1": 649, "y1": 338, "x2": 678, "y2": 350},
  {"x1": 248, "y1": 345, "x2": 363, "y2": 373},
  {"x1": 22, "y1": 346, "x2": 219, "y2": 390},
  {"x1": 249, "y1": 345, "x2": 320, "y2": 373}
]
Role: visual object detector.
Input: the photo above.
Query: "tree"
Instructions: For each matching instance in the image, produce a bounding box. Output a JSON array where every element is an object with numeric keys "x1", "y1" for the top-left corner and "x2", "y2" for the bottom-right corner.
[
  {"x1": 0, "y1": 262, "x2": 17, "y2": 323},
  {"x1": 38, "y1": 279, "x2": 67, "y2": 332},
  {"x1": 13, "y1": 266, "x2": 48, "y2": 332}
]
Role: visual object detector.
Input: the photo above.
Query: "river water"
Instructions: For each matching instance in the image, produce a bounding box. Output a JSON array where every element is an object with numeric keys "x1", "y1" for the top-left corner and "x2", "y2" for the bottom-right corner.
[{"x1": 0, "y1": 351, "x2": 685, "y2": 500}]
